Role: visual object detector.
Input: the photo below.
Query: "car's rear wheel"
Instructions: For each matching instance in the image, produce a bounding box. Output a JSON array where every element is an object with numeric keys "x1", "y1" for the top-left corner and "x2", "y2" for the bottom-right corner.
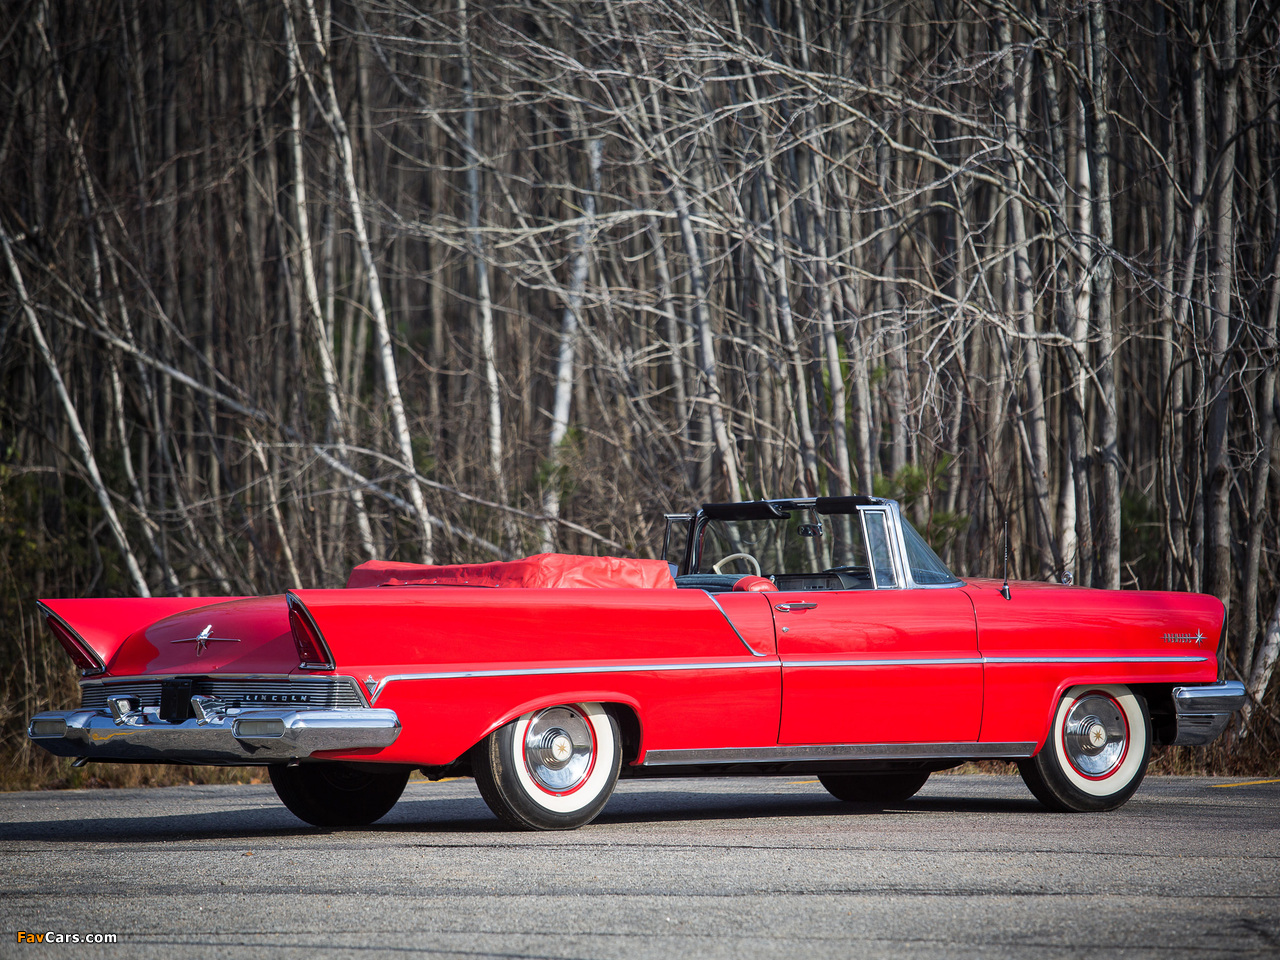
[
  {"x1": 1018, "y1": 684, "x2": 1151, "y2": 812},
  {"x1": 818, "y1": 771, "x2": 930, "y2": 803},
  {"x1": 269, "y1": 762, "x2": 409, "y2": 827},
  {"x1": 472, "y1": 702, "x2": 621, "y2": 830}
]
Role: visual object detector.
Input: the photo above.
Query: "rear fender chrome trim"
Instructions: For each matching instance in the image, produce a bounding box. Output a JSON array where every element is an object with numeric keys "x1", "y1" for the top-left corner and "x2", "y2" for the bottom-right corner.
[
  {"x1": 784, "y1": 657, "x2": 983, "y2": 668},
  {"x1": 982, "y1": 655, "x2": 1209, "y2": 664},
  {"x1": 371, "y1": 659, "x2": 779, "y2": 701},
  {"x1": 641, "y1": 742, "x2": 1037, "y2": 766},
  {"x1": 368, "y1": 653, "x2": 1212, "y2": 701},
  {"x1": 704, "y1": 592, "x2": 771, "y2": 657},
  {"x1": 782, "y1": 655, "x2": 1209, "y2": 668}
]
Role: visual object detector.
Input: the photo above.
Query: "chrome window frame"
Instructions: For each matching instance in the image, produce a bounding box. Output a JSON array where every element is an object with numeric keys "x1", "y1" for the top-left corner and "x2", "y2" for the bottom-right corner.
[
  {"x1": 662, "y1": 514, "x2": 694, "y2": 574},
  {"x1": 684, "y1": 497, "x2": 963, "y2": 591}
]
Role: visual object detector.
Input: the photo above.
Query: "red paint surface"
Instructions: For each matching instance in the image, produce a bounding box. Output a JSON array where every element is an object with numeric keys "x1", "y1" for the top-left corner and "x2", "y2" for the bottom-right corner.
[
  {"x1": 964, "y1": 579, "x2": 1222, "y2": 746},
  {"x1": 106, "y1": 596, "x2": 293, "y2": 676},
  {"x1": 346, "y1": 554, "x2": 675, "y2": 589},
  {"x1": 58, "y1": 575, "x2": 1225, "y2": 769},
  {"x1": 40, "y1": 597, "x2": 245, "y2": 670},
  {"x1": 301, "y1": 587, "x2": 781, "y2": 764},
  {"x1": 776, "y1": 588, "x2": 982, "y2": 743}
]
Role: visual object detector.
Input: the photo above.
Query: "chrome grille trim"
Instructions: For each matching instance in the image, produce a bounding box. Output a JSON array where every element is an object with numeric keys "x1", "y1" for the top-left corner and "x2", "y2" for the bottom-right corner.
[{"x1": 80, "y1": 677, "x2": 366, "y2": 711}]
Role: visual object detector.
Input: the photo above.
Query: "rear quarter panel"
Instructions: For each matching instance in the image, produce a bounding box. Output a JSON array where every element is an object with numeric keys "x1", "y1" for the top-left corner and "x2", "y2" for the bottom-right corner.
[
  {"x1": 965, "y1": 579, "x2": 1222, "y2": 747},
  {"x1": 296, "y1": 587, "x2": 780, "y2": 766}
]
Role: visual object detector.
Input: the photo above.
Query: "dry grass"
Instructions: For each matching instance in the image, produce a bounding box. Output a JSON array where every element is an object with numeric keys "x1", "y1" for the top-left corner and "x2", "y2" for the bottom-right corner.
[
  {"x1": 937, "y1": 728, "x2": 1280, "y2": 779},
  {"x1": 12, "y1": 761, "x2": 264, "y2": 792}
]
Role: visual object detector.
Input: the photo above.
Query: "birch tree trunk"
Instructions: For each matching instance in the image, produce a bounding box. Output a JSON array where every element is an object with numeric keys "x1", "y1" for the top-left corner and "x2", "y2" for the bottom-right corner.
[
  {"x1": 2, "y1": 223, "x2": 150, "y2": 596},
  {"x1": 458, "y1": 0, "x2": 512, "y2": 546},
  {"x1": 298, "y1": 0, "x2": 435, "y2": 562},
  {"x1": 1000, "y1": 16, "x2": 1058, "y2": 578},
  {"x1": 283, "y1": 5, "x2": 376, "y2": 561},
  {"x1": 1205, "y1": 0, "x2": 1239, "y2": 613},
  {"x1": 669, "y1": 176, "x2": 743, "y2": 502},
  {"x1": 1088, "y1": 0, "x2": 1121, "y2": 589},
  {"x1": 541, "y1": 135, "x2": 602, "y2": 550}
]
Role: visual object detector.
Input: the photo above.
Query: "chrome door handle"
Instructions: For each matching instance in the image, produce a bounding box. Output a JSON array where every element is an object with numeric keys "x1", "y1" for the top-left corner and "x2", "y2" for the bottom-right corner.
[{"x1": 775, "y1": 602, "x2": 818, "y2": 612}]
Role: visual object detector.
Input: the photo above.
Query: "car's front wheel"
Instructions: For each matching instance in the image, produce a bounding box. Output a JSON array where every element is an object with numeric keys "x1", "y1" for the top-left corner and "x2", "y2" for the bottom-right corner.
[
  {"x1": 1018, "y1": 684, "x2": 1151, "y2": 812},
  {"x1": 818, "y1": 771, "x2": 930, "y2": 803},
  {"x1": 472, "y1": 702, "x2": 621, "y2": 830},
  {"x1": 269, "y1": 762, "x2": 410, "y2": 827}
]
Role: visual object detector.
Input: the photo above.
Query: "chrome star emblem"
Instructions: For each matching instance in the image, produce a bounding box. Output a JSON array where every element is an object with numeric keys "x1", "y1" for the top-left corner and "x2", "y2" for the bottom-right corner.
[{"x1": 171, "y1": 624, "x2": 240, "y2": 657}]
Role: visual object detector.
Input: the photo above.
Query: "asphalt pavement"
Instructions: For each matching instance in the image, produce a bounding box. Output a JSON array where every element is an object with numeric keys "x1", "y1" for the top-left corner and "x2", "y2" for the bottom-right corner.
[{"x1": 0, "y1": 773, "x2": 1277, "y2": 959}]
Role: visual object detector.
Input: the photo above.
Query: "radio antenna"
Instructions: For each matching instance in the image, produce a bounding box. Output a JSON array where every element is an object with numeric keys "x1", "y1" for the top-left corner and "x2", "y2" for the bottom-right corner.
[{"x1": 1000, "y1": 521, "x2": 1012, "y2": 601}]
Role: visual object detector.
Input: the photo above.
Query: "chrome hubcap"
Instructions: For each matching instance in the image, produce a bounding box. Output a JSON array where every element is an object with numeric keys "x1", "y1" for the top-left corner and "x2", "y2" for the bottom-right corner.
[
  {"x1": 1064, "y1": 695, "x2": 1127, "y2": 777},
  {"x1": 523, "y1": 706, "x2": 594, "y2": 792}
]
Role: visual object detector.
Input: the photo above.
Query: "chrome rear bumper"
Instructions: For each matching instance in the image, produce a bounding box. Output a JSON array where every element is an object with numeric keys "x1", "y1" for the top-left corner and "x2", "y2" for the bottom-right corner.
[
  {"x1": 27, "y1": 706, "x2": 400, "y2": 764},
  {"x1": 1169, "y1": 681, "x2": 1247, "y2": 746}
]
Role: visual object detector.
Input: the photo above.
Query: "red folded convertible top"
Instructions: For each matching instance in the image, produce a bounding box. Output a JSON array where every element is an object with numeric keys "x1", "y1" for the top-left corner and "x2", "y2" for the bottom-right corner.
[{"x1": 346, "y1": 553, "x2": 676, "y2": 590}]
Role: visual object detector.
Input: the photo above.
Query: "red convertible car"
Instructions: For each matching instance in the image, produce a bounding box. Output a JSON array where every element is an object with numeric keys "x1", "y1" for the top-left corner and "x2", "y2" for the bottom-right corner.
[{"x1": 29, "y1": 496, "x2": 1243, "y2": 829}]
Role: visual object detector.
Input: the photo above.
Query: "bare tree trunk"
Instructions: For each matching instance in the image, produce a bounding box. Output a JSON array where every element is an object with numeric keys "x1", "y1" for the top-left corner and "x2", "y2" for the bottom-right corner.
[
  {"x1": 2, "y1": 223, "x2": 150, "y2": 596},
  {"x1": 879, "y1": 7, "x2": 908, "y2": 480},
  {"x1": 648, "y1": 218, "x2": 692, "y2": 480},
  {"x1": 1088, "y1": 0, "x2": 1121, "y2": 588},
  {"x1": 298, "y1": 0, "x2": 434, "y2": 561},
  {"x1": 795, "y1": 8, "x2": 851, "y2": 498},
  {"x1": 670, "y1": 177, "x2": 742, "y2": 502},
  {"x1": 283, "y1": 6, "x2": 375, "y2": 561},
  {"x1": 1244, "y1": 591, "x2": 1280, "y2": 733},
  {"x1": 458, "y1": 0, "x2": 512, "y2": 546},
  {"x1": 250, "y1": 435, "x2": 302, "y2": 588},
  {"x1": 1000, "y1": 15, "x2": 1058, "y2": 578},
  {"x1": 1240, "y1": 158, "x2": 1279, "y2": 675},
  {"x1": 1153, "y1": 3, "x2": 1184, "y2": 591},
  {"x1": 542, "y1": 135, "x2": 602, "y2": 550},
  {"x1": 1205, "y1": 0, "x2": 1239, "y2": 613}
]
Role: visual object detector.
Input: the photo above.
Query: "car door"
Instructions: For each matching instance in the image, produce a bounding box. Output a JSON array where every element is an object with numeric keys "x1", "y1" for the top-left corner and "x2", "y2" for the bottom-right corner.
[{"x1": 776, "y1": 508, "x2": 982, "y2": 745}]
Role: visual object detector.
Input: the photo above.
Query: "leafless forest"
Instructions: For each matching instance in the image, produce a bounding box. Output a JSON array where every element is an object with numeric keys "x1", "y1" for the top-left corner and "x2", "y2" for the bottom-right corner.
[{"x1": 1, "y1": 0, "x2": 1278, "y2": 783}]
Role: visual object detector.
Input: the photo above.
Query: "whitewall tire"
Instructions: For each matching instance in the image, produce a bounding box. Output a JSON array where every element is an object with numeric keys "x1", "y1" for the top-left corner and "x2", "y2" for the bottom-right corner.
[
  {"x1": 472, "y1": 702, "x2": 621, "y2": 830},
  {"x1": 1018, "y1": 684, "x2": 1151, "y2": 812}
]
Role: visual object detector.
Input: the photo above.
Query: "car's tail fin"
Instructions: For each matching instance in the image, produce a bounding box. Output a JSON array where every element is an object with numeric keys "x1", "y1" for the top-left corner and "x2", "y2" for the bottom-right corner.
[{"x1": 38, "y1": 597, "x2": 239, "y2": 674}]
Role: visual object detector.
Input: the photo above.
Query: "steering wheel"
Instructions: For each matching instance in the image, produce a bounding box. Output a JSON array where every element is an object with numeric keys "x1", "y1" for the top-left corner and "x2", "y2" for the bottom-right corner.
[{"x1": 712, "y1": 552, "x2": 762, "y2": 577}]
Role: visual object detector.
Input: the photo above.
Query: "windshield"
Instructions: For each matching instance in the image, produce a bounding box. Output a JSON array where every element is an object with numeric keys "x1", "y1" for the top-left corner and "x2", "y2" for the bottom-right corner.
[
  {"x1": 699, "y1": 508, "x2": 866, "y2": 576},
  {"x1": 695, "y1": 505, "x2": 957, "y2": 587}
]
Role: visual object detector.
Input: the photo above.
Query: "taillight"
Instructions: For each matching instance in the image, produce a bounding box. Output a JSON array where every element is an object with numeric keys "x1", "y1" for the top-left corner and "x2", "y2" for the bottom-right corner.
[
  {"x1": 286, "y1": 593, "x2": 334, "y2": 670},
  {"x1": 41, "y1": 608, "x2": 105, "y2": 674}
]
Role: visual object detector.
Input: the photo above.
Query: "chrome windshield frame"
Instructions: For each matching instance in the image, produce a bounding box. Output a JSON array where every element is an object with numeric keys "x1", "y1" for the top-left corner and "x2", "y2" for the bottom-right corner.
[{"x1": 683, "y1": 497, "x2": 963, "y2": 590}]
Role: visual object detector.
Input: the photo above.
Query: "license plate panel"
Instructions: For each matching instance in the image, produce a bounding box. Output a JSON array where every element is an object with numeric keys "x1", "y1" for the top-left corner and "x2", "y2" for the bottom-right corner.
[{"x1": 160, "y1": 679, "x2": 194, "y2": 723}]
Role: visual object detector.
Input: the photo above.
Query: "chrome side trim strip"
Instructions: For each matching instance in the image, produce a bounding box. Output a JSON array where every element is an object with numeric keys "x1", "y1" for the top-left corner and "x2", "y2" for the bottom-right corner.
[
  {"x1": 370, "y1": 652, "x2": 1212, "y2": 700},
  {"x1": 704, "y1": 591, "x2": 770, "y2": 657},
  {"x1": 982, "y1": 655, "x2": 1209, "y2": 664},
  {"x1": 641, "y1": 741, "x2": 1038, "y2": 766},
  {"x1": 784, "y1": 657, "x2": 984, "y2": 668},
  {"x1": 779, "y1": 655, "x2": 1208, "y2": 668},
  {"x1": 372, "y1": 659, "x2": 778, "y2": 700}
]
